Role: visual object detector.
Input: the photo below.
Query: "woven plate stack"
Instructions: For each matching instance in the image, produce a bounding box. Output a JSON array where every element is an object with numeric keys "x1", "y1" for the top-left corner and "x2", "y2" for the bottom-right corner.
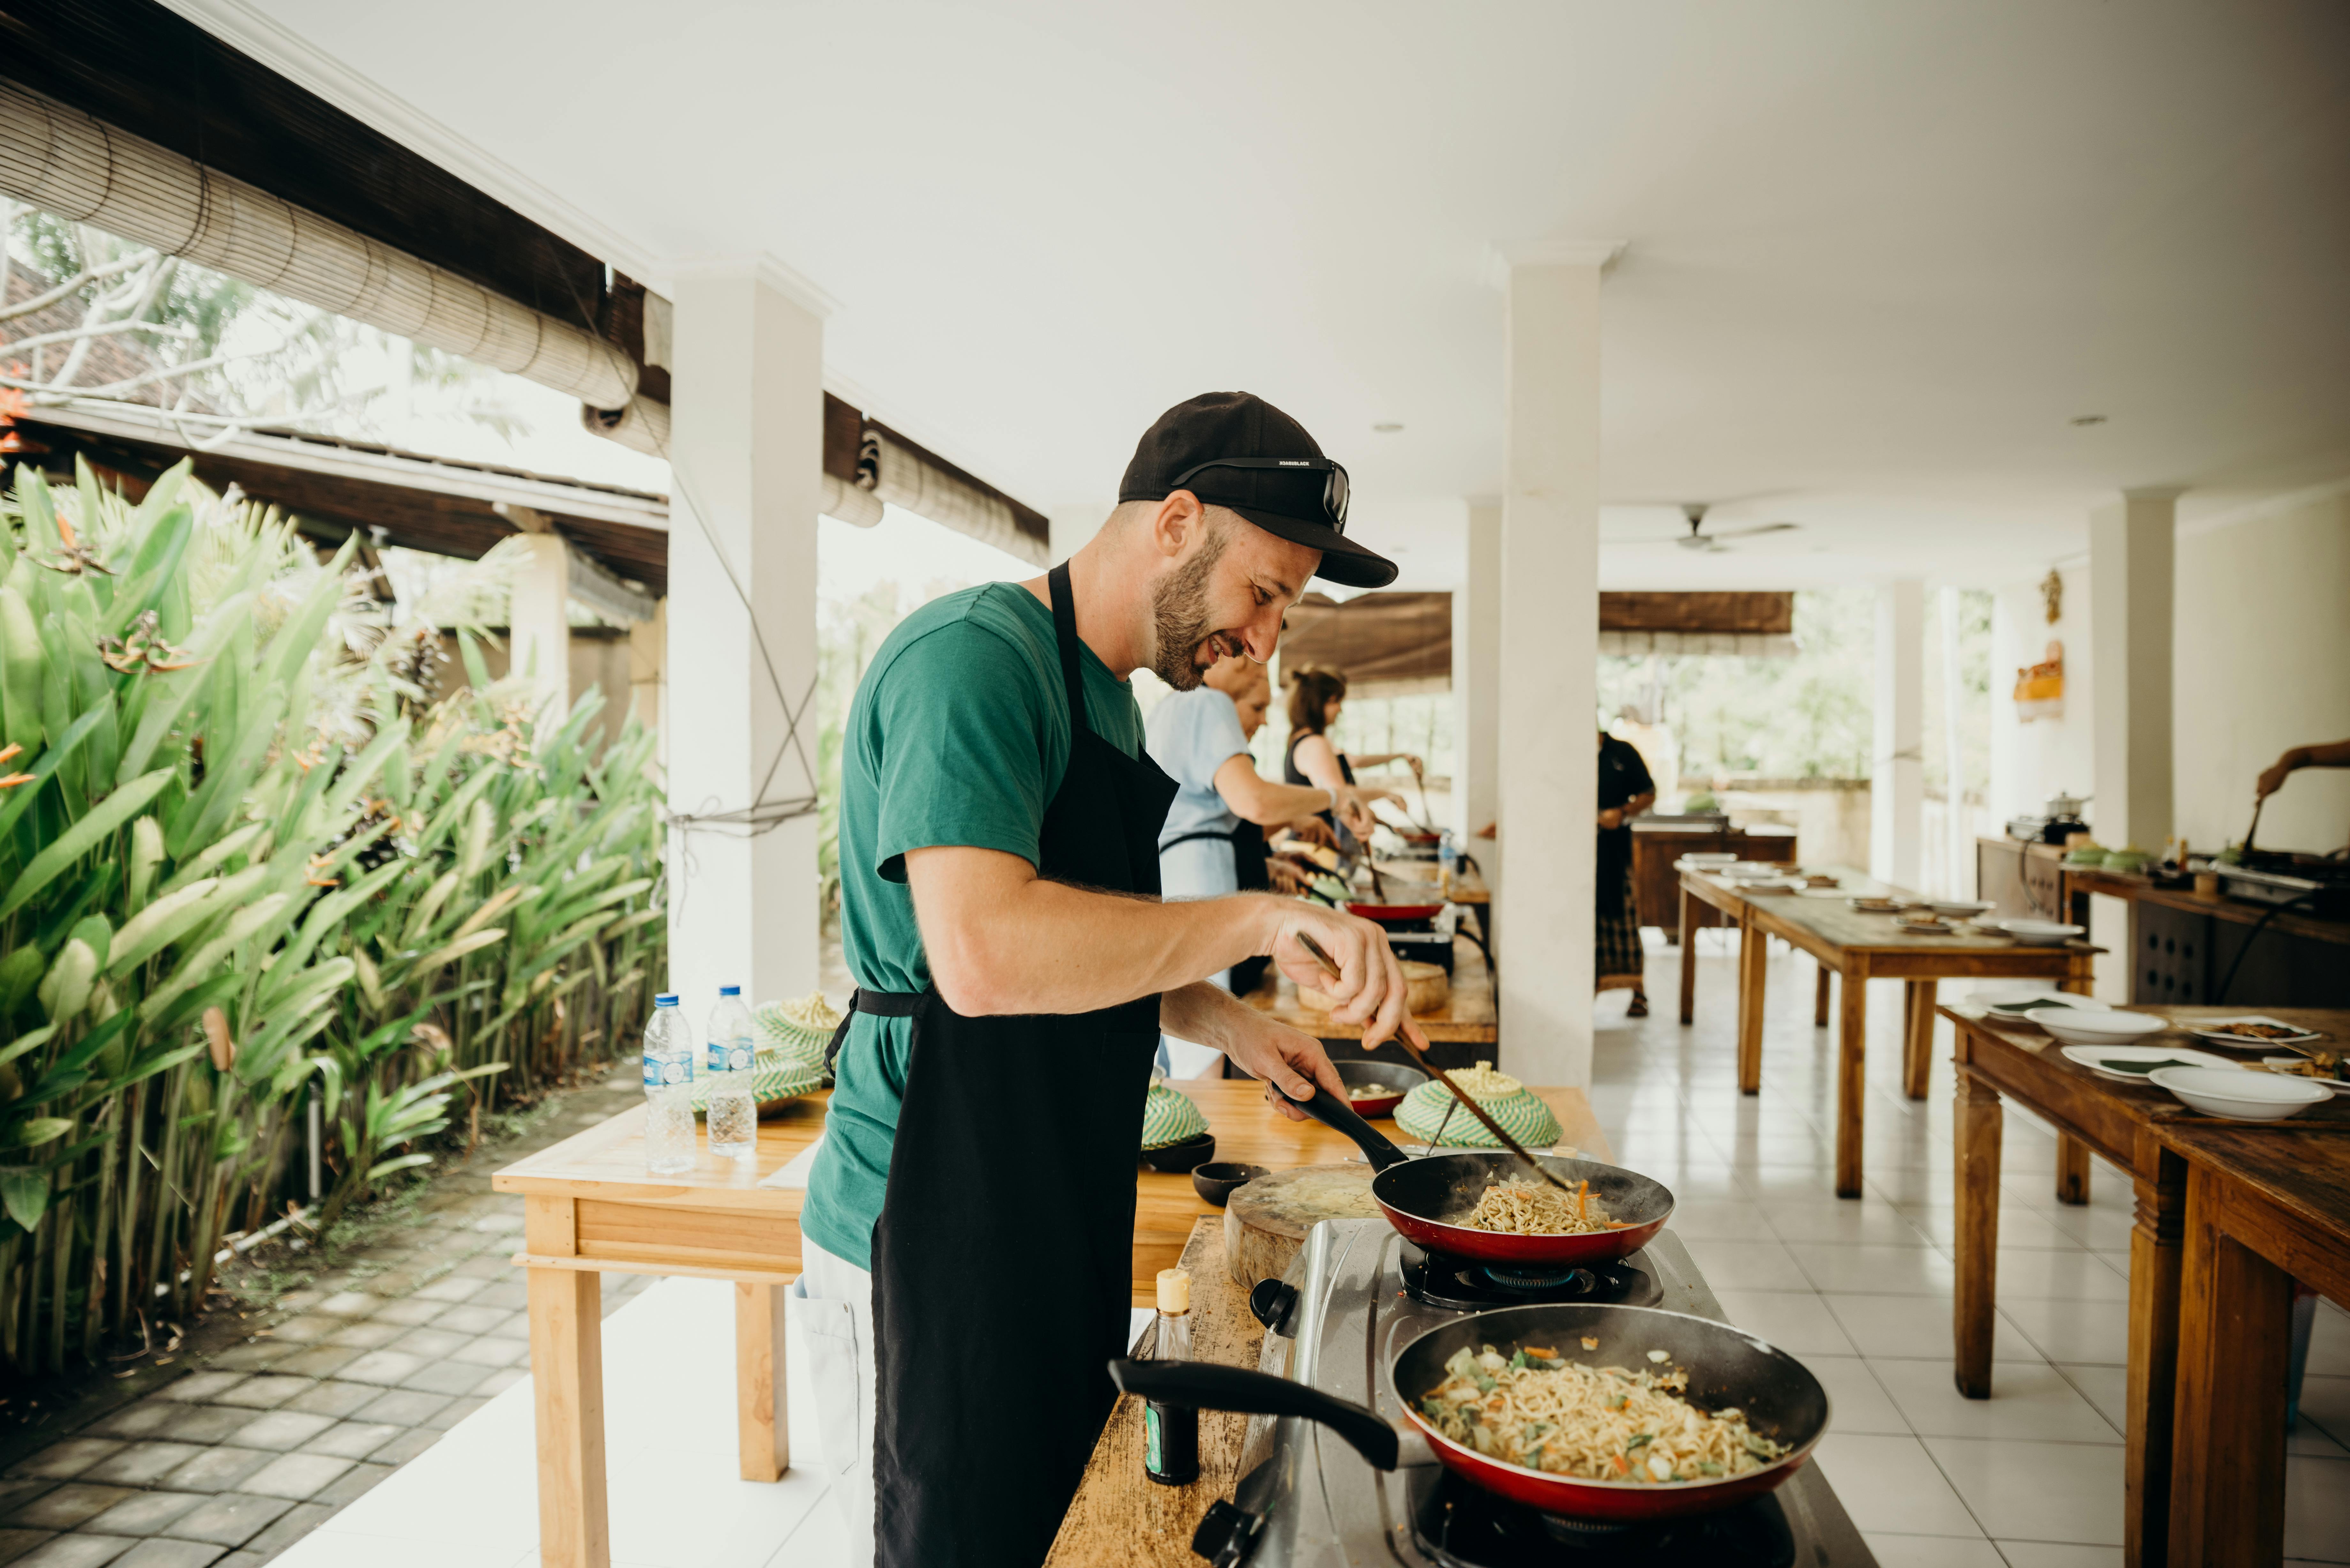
[
  {"x1": 1394, "y1": 1062, "x2": 1561, "y2": 1149},
  {"x1": 755, "y1": 992, "x2": 843, "y2": 1073},
  {"x1": 1140, "y1": 1078, "x2": 1211, "y2": 1150}
]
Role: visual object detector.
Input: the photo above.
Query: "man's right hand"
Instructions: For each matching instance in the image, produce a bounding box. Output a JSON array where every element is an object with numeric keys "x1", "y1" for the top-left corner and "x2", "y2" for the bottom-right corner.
[{"x1": 1258, "y1": 898, "x2": 1415, "y2": 1049}]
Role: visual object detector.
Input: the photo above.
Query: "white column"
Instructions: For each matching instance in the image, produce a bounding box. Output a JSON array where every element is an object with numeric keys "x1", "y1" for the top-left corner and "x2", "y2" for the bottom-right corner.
[
  {"x1": 1496, "y1": 251, "x2": 1608, "y2": 1088},
  {"x1": 1871, "y1": 579, "x2": 1925, "y2": 888},
  {"x1": 1452, "y1": 499, "x2": 1503, "y2": 889},
  {"x1": 499, "y1": 507, "x2": 572, "y2": 718},
  {"x1": 2089, "y1": 490, "x2": 2177, "y2": 852},
  {"x1": 665, "y1": 258, "x2": 828, "y2": 1009},
  {"x1": 1938, "y1": 584, "x2": 1968, "y2": 896}
]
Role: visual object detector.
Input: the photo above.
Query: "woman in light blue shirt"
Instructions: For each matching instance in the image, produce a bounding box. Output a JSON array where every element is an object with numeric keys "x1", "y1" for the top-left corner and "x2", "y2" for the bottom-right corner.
[{"x1": 1146, "y1": 657, "x2": 1394, "y2": 1075}]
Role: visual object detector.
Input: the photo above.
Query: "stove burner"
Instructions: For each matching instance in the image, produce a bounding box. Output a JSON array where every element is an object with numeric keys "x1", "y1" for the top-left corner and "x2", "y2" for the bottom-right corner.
[
  {"x1": 1480, "y1": 1262, "x2": 1588, "y2": 1291},
  {"x1": 1409, "y1": 1468, "x2": 1796, "y2": 1566},
  {"x1": 1401, "y1": 1243, "x2": 1663, "y2": 1312}
]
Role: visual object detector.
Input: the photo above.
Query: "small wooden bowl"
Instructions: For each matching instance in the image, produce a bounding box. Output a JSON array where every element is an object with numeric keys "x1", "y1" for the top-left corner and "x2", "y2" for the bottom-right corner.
[
  {"x1": 1141, "y1": 1133, "x2": 1217, "y2": 1173},
  {"x1": 1191, "y1": 1161, "x2": 1270, "y2": 1207},
  {"x1": 1298, "y1": 959, "x2": 1449, "y2": 1016}
]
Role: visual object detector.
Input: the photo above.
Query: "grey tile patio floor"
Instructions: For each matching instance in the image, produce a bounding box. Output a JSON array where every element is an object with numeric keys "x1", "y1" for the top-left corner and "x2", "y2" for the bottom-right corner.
[{"x1": 0, "y1": 1070, "x2": 650, "y2": 1568}]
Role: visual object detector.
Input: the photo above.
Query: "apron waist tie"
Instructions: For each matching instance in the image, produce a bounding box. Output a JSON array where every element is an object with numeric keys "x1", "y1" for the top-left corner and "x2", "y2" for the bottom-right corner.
[{"x1": 824, "y1": 986, "x2": 929, "y2": 1075}]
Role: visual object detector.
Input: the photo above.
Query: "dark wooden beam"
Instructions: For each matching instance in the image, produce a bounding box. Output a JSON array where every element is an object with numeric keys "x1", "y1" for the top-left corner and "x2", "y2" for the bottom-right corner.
[{"x1": 1600, "y1": 592, "x2": 1794, "y2": 636}]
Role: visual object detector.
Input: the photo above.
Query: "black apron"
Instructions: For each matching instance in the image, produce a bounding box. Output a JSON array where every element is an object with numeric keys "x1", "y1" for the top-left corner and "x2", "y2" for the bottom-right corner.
[
  {"x1": 1158, "y1": 821, "x2": 1270, "y2": 995},
  {"x1": 1282, "y1": 729, "x2": 1357, "y2": 851},
  {"x1": 835, "y1": 562, "x2": 1178, "y2": 1568}
]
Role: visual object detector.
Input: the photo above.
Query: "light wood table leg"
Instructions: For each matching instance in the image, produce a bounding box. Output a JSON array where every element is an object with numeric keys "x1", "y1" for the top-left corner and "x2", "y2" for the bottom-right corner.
[
  {"x1": 1814, "y1": 963, "x2": 1831, "y2": 1027},
  {"x1": 2125, "y1": 1149, "x2": 2185, "y2": 1568},
  {"x1": 1834, "y1": 962, "x2": 1867, "y2": 1197},
  {"x1": 2167, "y1": 1165, "x2": 2292, "y2": 1568},
  {"x1": 1678, "y1": 887, "x2": 1699, "y2": 1025},
  {"x1": 528, "y1": 1268, "x2": 610, "y2": 1568},
  {"x1": 734, "y1": 1281, "x2": 791, "y2": 1481},
  {"x1": 1736, "y1": 913, "x2": 1768, "y2": 1094},
  {"x1": 1952, "y1": 1069, "x2": 2001, "y2": 1397},
  {"x1": 1901, "y1": 980, "x2": 1936, "y2": 1100},
  {"x1": 2055, "y1": 1133, "x2": 2092, "y2": 1205}
]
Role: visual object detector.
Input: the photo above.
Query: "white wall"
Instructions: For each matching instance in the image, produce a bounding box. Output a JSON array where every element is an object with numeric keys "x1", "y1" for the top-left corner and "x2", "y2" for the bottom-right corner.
[
  {"x1": 2172, "y1": 487, "x2": 2350, "y2": 856},
  {"x1": 1989, "y1": 566, "x2": 2095, "y2": 824}
]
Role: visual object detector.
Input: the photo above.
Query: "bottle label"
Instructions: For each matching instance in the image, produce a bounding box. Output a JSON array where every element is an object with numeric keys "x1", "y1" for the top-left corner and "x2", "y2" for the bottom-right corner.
[
  {"x1": 642, "y1": 1052, "x2": 660, "y2": 1089},
  {"x1": 707, "y1": 1041, "x2": 756, "y2": 1073},
  {"x1": 661, "y1": 1057, "x2": 689, "y2": 1086},
  {"x1": 1144, "y1": 1404, "x2": 1163, "y2": 1474}
]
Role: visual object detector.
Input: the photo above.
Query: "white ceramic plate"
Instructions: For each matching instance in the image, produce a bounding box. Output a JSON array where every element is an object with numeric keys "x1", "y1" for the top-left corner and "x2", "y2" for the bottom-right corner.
[
  {"x1": 2181, "y1": 1015, "x2": 2328, "y2": 1049},
  {"x1": 1721, "y1": 862, "x2": 1785, "y2": 876},
  {"x1": 1927, "y1": 900, "x2": 1995, "y2": 918},
  {"x1": 1991, "y1": 918, "x2": 2085, "y2": 945},
  {"x1": 1796, "y1": 887, "x2": 1851, "y2": 900},
  {"x1": 2039, "y1": 1010, "x2": 2171, "y2": 1047},
  {"x1": 2059, "y1": 1043, "x2": 2237, "y2": 1083},
  {"x1": 2148, "y1": 1065, "x2": 2331, "y2": 1120},
  {"x1": 1680, "y1": 853, "x2": 1738, "y2": 865}
]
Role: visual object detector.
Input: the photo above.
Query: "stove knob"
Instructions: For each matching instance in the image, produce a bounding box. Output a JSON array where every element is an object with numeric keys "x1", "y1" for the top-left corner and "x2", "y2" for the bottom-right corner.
[
  {"x1": 1247, "y1": 1278, "x2": 1299, "y2": 1335},
  {"x1": 1191, "y1": 1499, "x2": 1260, "y2": 1567}
]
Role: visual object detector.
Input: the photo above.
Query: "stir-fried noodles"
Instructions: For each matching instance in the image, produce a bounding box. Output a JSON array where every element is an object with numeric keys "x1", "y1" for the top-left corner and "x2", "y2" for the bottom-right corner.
[
  {"x1": 1418, "y1": 1345, "x2": 1785, "y2": 1483},
  {"x1": 1459, "y1": 1176, "x2": 1625, "y2": 1235}
]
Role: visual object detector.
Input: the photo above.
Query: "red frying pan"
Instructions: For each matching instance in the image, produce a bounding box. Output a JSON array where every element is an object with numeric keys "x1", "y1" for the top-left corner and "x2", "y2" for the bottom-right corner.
[{"x1": 1113, "y1": 1301, "x2": 1829, "y2": 1523}]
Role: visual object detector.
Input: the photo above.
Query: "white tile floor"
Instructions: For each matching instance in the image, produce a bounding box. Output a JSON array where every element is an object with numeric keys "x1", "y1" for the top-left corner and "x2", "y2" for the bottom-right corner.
[
  {"x1": 1597, "y1": 933, "x2": 2350, "y2": 1565},
  {"x1": 268, "y1": 932, "x2": 2350, "y2": 1568}
]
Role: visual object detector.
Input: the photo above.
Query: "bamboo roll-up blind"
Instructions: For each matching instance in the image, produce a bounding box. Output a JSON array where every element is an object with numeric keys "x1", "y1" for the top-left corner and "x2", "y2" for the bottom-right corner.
[
  {"x1": 863, "y1": 427, "x2": 1046, "y2": 565},
  {"x1": 0, "y1": 80, "x2": 638, "y2": 411}
]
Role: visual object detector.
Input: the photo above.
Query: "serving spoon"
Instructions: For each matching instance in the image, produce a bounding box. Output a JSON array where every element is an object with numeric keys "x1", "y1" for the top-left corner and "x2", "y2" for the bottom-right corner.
[{"x1": 1293, "y1": 931, "x2": 1573, "y2": 1195}]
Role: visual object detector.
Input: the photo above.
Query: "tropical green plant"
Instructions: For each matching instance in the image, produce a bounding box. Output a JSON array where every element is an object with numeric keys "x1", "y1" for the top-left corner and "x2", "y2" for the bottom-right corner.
[{"x1": 0, "y1": 459, "x2": 663, "y2": 1377}]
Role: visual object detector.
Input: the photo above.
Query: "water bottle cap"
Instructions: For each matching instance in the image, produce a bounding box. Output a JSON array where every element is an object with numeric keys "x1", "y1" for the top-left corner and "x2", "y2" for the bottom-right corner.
[
  {"x1": 654, "y1": 993, "x2": 678, "y2": 1007},
  {"x1": 719, "y1": 985, "x2": 741, "y2": 996}
]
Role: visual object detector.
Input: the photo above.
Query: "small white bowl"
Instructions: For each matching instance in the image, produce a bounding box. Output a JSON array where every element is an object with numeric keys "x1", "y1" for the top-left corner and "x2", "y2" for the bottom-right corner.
[
  {"x1": 1992, "y1": 918, "x2": 2085, "y2": 946},
  {"x1": 2038, "y1": 1010, "x2": 2170, "y2": 1048},
  {"x1": 2147, "y1": 1065, "x2": 2331, "y2": 1121}
]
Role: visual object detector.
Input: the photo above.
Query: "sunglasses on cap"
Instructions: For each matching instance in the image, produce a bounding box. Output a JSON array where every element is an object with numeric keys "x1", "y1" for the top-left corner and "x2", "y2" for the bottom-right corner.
[{"x1": 1166, "y1": 456, "x2": 1350, "y2": 534}]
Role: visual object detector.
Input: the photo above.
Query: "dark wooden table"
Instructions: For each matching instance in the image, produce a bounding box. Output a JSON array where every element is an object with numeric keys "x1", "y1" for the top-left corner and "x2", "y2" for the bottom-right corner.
[
  {"x1": 1943, "y1": 1003, "x2": 2347, "y2": 1568},
  {"x1": 2156, "y1": 1080, "x2": 2350, "y2": 1565},
  {"x1": 1641, "y1": 823, "x2": 1796, "y2": 944},
  {"x1": 1692, "y1": 866, "x2": 2099, "y2": 1196}
]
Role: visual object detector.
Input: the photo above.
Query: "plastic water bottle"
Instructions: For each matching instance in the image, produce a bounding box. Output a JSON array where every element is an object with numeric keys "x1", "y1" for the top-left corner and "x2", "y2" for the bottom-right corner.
[
  {"x1": 642, "y1": 994, "x2": 697, "y2": 1173},
  {"x1": 704, "y1": 985, "x2": 758, "y2": 1159}
]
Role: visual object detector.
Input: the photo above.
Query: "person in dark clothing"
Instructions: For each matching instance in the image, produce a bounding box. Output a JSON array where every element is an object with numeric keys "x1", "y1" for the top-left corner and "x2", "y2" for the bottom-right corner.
[
  {"x1": 1282, "y1": 666, "x2": 1411, "y2": 851},
  {"x1": 1597, "y1": 730, "x2": 1657, "y2": 1014}
]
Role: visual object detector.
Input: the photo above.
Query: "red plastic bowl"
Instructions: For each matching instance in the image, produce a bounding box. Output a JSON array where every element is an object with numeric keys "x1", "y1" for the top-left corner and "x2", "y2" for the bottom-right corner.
[{"x1": 1346, "y1": 900, "x2": 1445, "y2": 923}]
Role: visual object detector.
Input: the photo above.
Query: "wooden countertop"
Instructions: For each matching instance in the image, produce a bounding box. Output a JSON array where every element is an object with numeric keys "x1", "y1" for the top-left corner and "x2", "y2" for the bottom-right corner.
[
  {"x1": 2065, "y1": 865, "x2": 2350, "y2": 945},
  {"x1": 497, "y1": 1078, "x2": 1603, "y2": 1307},
  {"x1": 1046, "y1": 1217, "x2": 1260, "y2": 1568}
]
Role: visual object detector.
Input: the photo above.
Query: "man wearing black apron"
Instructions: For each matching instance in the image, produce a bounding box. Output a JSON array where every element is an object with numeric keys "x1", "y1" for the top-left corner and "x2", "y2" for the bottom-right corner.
[{"x1": 800, "y1": 392, "x2": 1414, "y2": 1568}]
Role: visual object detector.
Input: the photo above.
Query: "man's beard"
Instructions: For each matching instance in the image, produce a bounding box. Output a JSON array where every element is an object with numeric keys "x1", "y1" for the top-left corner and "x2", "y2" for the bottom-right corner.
[{"x1": 1148, "y1": 524, "x2": 1234, "y2": 690}]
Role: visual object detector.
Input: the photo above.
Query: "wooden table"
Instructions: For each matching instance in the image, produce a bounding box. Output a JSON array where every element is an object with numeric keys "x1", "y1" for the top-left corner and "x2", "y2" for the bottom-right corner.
[
  {"x1": 1642, "y1": 822, "x2": 1796, "y2": 944},
  {"x1": 1241, "y1": 932, "x2": 1497, "y2": 1064},
  {"x1": 1686, "y1": 866, "x2": 2099, "y2": 1197},
  {"x1": 1944, "y1": 1004, "x2": 2348, "y2": 1568},
  {"x1": 494, "y1": 1079, "x2": 1599, "y2": 1568},
  {"x1": 2156, "y1": 1077, "x2": 2350, "y2": 1565}
]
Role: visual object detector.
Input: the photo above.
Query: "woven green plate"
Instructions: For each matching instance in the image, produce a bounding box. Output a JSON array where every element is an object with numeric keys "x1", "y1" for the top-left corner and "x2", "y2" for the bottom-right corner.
[
  {"x1": 755, "y1": 993, "x2": 842, "y2": 1071},
  {"x1": 1394, "y1": 1069, "x2": 1561, "y2": 1149},
  {"x1": 691, "y1": 1059, "x2": 825, "y2": 1116},
  {"x1": 1140, "y1": 1080, "x2": 1210, "y2": 1150}
]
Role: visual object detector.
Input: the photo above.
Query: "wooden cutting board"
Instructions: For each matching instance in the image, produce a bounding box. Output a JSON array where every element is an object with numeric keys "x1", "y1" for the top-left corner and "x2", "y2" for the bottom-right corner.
[
  {"x1": 1297, "y1": 958, "x2": 1449, "y2": 1015},
  {"x1": 1223, "y1": 1161, "x2": 1383, "y2": 1287}
]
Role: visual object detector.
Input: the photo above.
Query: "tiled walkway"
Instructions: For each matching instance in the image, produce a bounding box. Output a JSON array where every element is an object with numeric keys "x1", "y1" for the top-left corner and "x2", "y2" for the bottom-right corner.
[
  {"x1": 0, "y1": 1073, "x2": 651, "y2": 1568},
  {"x1": 1597, "y1": 933, "x2": 2350, "y2": 1566}
]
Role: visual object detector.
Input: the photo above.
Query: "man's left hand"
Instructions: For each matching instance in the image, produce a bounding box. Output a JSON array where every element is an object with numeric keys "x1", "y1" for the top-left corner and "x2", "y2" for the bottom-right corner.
[{"x1": 1223, "y1": 1011, "x2": 1348, "y2": 1122}]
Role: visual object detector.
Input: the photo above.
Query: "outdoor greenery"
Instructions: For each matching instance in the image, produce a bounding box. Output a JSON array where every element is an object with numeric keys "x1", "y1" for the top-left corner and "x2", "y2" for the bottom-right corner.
[{"x1": 0, "y1": 461, "x2": 663, "y2": 1378}]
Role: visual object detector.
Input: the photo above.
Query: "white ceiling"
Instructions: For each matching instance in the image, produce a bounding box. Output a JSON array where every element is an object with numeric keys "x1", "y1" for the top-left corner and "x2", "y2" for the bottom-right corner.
[{"x1": 178, "y1": 0, "x2": 2350, "y2": 591}]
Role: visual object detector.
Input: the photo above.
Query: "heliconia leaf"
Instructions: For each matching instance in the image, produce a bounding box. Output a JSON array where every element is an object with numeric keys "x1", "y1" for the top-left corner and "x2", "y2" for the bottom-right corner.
[{"x1": 0, "y1": 769, "x2": 174, "y2": 919}]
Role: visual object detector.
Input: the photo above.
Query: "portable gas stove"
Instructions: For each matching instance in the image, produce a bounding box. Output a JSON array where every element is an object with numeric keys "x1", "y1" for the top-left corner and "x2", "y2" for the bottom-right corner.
[
  {"x1": 1194, "y1": 1219, "x2": 1873, "y2": 1567},
  {"x1": 2219, "y1": 852, "x2": 2350, "y2": 919}
]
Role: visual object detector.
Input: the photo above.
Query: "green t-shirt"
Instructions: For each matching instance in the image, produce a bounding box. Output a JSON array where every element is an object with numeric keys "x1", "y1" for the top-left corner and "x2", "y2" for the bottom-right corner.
[{"x1": 802, "y1": 582, "x2": 1145, "y2": 1270}]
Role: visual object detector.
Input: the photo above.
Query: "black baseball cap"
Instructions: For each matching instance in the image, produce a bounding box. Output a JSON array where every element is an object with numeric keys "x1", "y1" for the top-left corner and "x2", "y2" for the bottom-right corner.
[{"x1": 1118, "y1": 391, "x2": 1398, "y2": 589}]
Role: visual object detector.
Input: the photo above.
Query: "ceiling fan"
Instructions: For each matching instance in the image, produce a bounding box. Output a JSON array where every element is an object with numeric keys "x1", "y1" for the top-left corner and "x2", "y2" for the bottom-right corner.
[{"x1": 1655, "y1": 503, "x2": 1801, "y2": 552}]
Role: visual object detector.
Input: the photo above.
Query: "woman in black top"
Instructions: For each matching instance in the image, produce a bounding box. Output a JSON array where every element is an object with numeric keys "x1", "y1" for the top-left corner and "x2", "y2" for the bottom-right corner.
[
  {"x1": 1282, "y1": 667, "x2": 1410, "y2": 852},
  {"x1": 1597, "y1": 730, "x2": 1657, "y2": 1015}
]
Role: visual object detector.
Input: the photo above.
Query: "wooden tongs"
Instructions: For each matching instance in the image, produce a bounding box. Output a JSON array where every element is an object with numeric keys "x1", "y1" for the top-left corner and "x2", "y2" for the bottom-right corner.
[{"x1": 1294, "y1": 932, "x2": 1573, "y2": 1195}]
